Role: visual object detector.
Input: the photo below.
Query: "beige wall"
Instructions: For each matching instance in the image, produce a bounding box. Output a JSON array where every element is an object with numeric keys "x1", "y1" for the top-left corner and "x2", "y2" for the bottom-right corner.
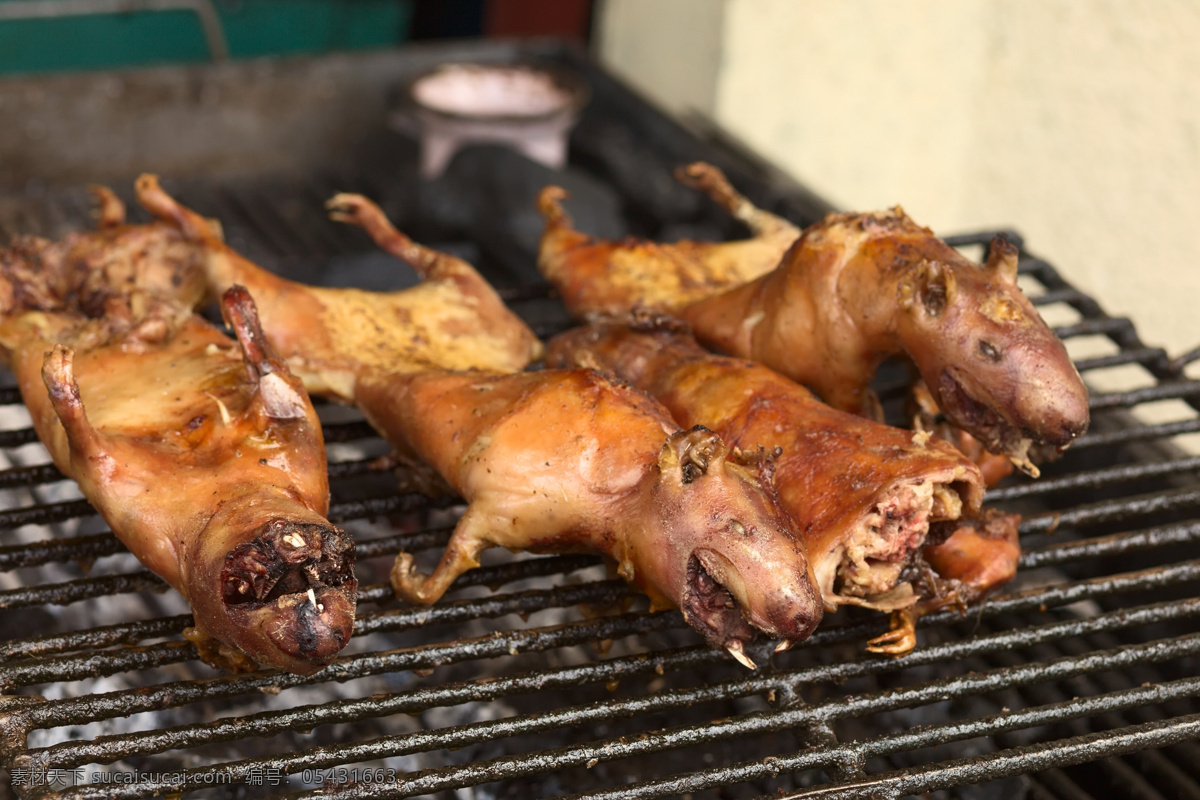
[{"x1": 597, "y1": 0, "x2": 1200, "y2": 367}]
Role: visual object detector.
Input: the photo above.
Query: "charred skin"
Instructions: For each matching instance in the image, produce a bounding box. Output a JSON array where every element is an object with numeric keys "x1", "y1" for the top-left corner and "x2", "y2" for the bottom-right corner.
[
  {"x1": 679, "y1": 212, "x2": 1088, "y2": 474},
  {"x1": 354, "y1": 368, "x2": 822, "y2": 665},
  {"x1": 134, "y1": 175, "x2": 542, "y2": 401},
  {"x1": 536, "y1": 162, "x2": 800, "y2": 315},
  {"x1": 547, "y1": 318, "x2": 985, "y2": 627},
  {"x1": 0, "y1": 184, "x2": 208, "y2": 319},
  {"x1": 6, "y1": 286, "x2": 354, "y2": 675}
]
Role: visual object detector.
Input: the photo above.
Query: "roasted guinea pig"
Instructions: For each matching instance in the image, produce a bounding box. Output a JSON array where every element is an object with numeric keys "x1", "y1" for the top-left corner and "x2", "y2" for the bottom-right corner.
[
  {"x1": 537, "y1": 201, "x2": 1088, "y2": 476},
  {"x1": 0, "y1": 280, "x2": 355, "y2": 675},
  {"x1": 537, "y1": 162, "x2": 799, "y2": 314},
  {"x1": 352, "y1": 367, "x2": 823, "y2": 667},
  {"x1": 1, "y1": 184, "x2": 208, "y2": 315},
  {"x1": 132, "y1": 175, "x2": 542, "y2": 398},
  {"x1": 546, "y1": 316, "x2": 993, "y2": 652}
]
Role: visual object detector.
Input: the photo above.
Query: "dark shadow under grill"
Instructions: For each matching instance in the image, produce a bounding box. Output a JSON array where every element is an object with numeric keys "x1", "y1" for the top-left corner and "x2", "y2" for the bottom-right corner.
[{"x1": 1, "y1": 40, "x2": 1199, "y2": 800}]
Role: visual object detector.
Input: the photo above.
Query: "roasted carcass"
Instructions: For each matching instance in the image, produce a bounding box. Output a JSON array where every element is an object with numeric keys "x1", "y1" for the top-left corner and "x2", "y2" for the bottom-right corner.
[
  {"x1": 127, "y1": 178, "x2": 822, "y2": 664},
  {"x1": 537, "y1": 162, "x2": 799, "y2": 314},
  {"x1": 537, "y1": 200, "x2": 1089, "y2": 476},
  {"x1": 0, "y1": 268, "x2": 355, "y2": 675},
  {"x1": 134, "y1": 176, "x2": 542, "y2": 397},
  {"x1": 546, "y1": 316, "x2": 1006, "y2": 653},
  {"x1": 355, "y1": 367, "x2": 823, "y2": 666},
  {"x1": 2, "y1": 184, "x2": 209, "y2": 315}
]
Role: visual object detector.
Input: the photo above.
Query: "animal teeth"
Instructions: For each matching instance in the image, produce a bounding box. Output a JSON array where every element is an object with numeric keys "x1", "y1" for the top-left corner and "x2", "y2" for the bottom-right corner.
[
  {"x1": 774, "y1": 639, "x2": 794, "y2": 653},
  {"x1": 727, "y1": 640, "x2": 757, "y2": 670}
]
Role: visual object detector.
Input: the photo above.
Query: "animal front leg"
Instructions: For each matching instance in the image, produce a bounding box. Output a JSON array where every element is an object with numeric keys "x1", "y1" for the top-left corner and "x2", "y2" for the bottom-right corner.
[
  {"x1": 865, "y1": 608, "x2": 918, "y2": 655},
  {"x1": 391, "y1": 506, "x2": 494, "y2": 604}
]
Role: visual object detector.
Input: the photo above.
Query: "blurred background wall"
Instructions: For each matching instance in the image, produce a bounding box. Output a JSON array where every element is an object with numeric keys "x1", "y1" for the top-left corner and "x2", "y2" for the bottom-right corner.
[{"x1": 597, "y1": 0, "x2": 1200, "y2": 365}]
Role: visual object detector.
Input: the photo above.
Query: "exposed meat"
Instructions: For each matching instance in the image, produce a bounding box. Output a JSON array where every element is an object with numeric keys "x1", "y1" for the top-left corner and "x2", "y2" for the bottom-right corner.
[
  {"x1": 537, "y1": 202, "x2": 1089, "y2": 475},
  {"x1": 0, "y1": 281, "x2": 354, "y2": 675},
  {"x1": 354, "y1": 367, "x2": 823, "y2": 666},
  {"x1": 545, "y1": 317, "x2": 985, "y2": 637},
  {"x1": 133, "y1": 176, "x2": 543, "y2": 398},
  {"x1": 537, "y1": 162, "x2": 799, "y2": 314},
  {"x1": 869, "y1": 509, "x2": 1022, "y2": 655}
]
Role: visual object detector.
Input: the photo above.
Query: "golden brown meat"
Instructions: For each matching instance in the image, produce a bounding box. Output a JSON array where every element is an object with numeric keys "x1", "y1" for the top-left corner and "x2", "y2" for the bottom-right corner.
[
  {"x1": 537, "y1": 162, "x2": 799, "y2": 315},
  {"x1": 867, "y1": 509, "x2": 1022, "y2": 655},
  {"x1": 538, "y1": 204, "x2": 1089, "y2": 476},
  {"x1": 0, "y1": 284, "x2": 355, "y2": 675},
  {"x1": 133, "y1": 176, "x2": 543, "y2": 398},
  {"x1": 354, "y1": 367, "x2": 823, "y2": 667},
  {"x1": 545, "y1": 317, "x2": 986, "y2": 653}
]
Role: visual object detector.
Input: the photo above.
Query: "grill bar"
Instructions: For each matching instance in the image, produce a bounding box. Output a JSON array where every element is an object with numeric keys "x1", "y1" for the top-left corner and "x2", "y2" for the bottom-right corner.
[
  {"x1": 565, "y1": 698, "x2": 1200, "y2": 800},
  {"x1": 23, "y1": 617, "x2": 1200, "y2": 800},
  {"x1": 291, "y1": 639, "x2": 1200, "y2": 800},
  {"x1": 770, "y1": 715, "x2": 1200, "y2": 800}
]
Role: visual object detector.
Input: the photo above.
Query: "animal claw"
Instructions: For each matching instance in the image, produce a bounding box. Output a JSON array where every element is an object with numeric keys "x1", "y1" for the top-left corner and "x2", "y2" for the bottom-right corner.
[{"x1": 726, "y1": 640, "x2": 758, "y2": 670}]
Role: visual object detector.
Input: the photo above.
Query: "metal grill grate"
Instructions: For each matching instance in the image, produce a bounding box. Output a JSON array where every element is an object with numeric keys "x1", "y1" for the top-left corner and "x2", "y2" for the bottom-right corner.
[{"x1": 1, "y1": 44, "x2": 1200, "y2": 800}]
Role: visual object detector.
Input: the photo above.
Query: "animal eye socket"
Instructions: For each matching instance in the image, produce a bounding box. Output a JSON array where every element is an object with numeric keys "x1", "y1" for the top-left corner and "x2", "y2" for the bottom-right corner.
[
  {"x1": 681, "y1": 463, "x2": 702, "y2": 484},
  {"x1": 978, "y1": 340, "x2": 1002, "y2": 362}
]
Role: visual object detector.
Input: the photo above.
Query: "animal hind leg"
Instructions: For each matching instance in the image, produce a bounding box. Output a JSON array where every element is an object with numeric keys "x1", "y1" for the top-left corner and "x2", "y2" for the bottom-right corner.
[
  {"x1": 326, "y1": 193, "x2": 473, "y2": 282},
  {"x1": 391, "y1": 506, "x2": 494, "y2": 605},
  {"x1": 134, "y1": 174, "x2": 224, "y2": 242},
  {"x1": 674, "y1": 162, "x2": 798, "y2": 239}
]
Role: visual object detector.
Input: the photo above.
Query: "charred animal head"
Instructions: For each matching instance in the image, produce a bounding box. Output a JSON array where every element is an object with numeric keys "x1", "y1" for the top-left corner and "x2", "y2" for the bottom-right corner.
[
  {"x1": 197, "y1": 518, "x2": 357, "y2": 675},
  {"x1": 647, "y1": 426, "x2": 822, "y2": 665},
  {"x1": 898, "y1": 236, "x2": 1089, "y2": 472}
]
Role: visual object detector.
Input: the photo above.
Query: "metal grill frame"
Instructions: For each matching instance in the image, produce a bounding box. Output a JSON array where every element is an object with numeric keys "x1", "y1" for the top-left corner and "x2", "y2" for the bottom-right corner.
[{"x1": 0, "y1": 40, "x2": 1198, "y2": 800}]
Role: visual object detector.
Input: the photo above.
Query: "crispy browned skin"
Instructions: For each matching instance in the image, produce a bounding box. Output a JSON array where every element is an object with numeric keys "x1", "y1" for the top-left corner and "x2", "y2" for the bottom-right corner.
[
  {"x1": 680, "y1": 210, "x2": 1088, "y2": 475},
  {"x1": 354, "y1": 367, "x2": 823, "y2": 666},
  {"x1": 133, "y1": 175, "x2": 542, "y2": 399},
  {"x1": 546, "y1": 319, "x2": 985, "y2": 632},
  {"x1": 537, "y1": 162, "x2": 799, "y2": 315},
  {"x1": 0, "y1": 285, "x2": 355, "y2": 675}
]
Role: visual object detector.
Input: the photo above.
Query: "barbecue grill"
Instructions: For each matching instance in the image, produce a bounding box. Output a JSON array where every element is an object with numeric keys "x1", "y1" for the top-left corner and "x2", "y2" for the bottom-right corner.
[{"x1": 2, "y1": 39, "x2": 1200, "y2": 800}]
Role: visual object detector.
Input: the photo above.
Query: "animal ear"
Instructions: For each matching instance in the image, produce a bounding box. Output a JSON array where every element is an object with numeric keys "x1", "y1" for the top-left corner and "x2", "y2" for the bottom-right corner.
[
  {"x1": 662, "y1": 426, "x2": 727, "y2": 483},
  {"x1": 899, "y1": 260, "x2": 957, "y2": 316},
  {"x1": 985, "y1": 235, "x2": 1020, "y2": 284}
]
